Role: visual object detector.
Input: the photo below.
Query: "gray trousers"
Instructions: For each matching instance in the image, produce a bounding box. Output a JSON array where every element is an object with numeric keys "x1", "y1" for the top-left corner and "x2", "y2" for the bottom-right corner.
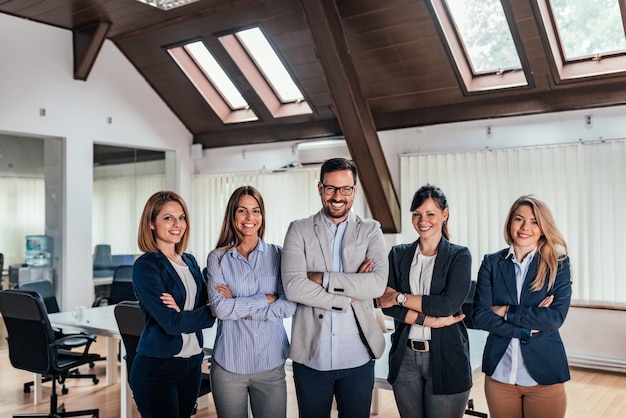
[
  {"x1": 391, "y1": 346, "x2": 470, "y2": 418},
  {"x1": 210, "y1": 360, "x2": 287, "y2": 418}
]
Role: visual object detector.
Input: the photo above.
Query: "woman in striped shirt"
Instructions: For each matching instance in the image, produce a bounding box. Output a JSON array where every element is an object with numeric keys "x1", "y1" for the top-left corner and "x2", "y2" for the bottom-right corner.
[{"x1": 207, "y1": 185, "x2": 297, "y2": 418}]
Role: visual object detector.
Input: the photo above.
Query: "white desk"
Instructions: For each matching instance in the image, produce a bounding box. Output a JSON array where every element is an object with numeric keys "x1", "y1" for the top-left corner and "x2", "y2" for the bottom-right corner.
[{"x1": 47, "y1": 305, "x2": 133, "y2": 417}]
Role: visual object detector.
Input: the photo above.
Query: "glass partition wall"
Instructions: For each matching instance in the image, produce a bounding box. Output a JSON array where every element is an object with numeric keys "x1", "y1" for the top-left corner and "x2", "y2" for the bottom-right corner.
[
  {"x1": 92, "y1": 145, "x2": 172, "y2": 290},
  {"x1": 0, "y1": 133, "x2": 62, "y2": 291}
]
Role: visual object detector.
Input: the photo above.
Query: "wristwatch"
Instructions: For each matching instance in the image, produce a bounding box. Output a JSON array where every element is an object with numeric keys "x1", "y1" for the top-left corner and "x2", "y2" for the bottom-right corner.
[
  {"x1": 415, "y1": 312, "x2": 426, "y2": 326},
  {"x1": 396, "y1": 293, "x2": 407, "y2": 306}
]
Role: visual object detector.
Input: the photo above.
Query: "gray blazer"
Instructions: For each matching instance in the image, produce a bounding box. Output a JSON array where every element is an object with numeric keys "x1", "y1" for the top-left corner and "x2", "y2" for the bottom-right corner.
[{"x1": 281, "y1": 210, "x2": 388, "y2": 364}]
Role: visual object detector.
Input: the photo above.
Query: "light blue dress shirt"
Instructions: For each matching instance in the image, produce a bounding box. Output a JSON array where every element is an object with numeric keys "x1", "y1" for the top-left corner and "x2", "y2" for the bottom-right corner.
[
  {"x1": 207, "y1": 239, "x2": 297, "y2": 375},
  {"x1": 305, "y1": 215, "x2": 371, "y2": 371},
  {"x1": 491, "y1": 246, "x2": 539, "y2": 386}
]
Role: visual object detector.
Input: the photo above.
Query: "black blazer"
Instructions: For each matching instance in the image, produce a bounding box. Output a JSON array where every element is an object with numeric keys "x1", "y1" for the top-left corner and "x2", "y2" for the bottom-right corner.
[
  {"x1": 472, "y1": 249, "x2": 572, "y2": 385},
  {"x1": 383, "y1": 237, "x2": 472, "y2": 395}
]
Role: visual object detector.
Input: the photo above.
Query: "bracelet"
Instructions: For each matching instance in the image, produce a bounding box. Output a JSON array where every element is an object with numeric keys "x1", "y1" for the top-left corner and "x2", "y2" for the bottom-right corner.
[
  {"x1": 504, "y1": 305, "x2": 510, "y2": 321},
  {"x1": 415, "y1": 312, "x2": 426, "y2": 326}
]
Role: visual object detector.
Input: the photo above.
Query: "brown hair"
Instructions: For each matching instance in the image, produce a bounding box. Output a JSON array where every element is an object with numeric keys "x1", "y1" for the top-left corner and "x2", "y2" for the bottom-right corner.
[
  {"x1": 504, "y1": 195, "x2": 569, "y2": 291},
  {"x1": 212, "y1": 186, "x2": 265, "y2": 262},
  {"x1": 137, "y1": 190, "x2": 190, "y2": 254}
]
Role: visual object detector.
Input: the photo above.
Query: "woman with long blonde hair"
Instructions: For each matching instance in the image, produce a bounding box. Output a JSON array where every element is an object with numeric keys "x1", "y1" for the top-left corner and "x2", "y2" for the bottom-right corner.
[{"x1": 473, "y1": 195, "x2": 572, "y2": 418}]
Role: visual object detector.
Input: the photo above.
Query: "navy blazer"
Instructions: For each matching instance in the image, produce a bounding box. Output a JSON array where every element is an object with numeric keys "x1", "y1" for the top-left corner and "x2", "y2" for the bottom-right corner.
[
  {"x1": 383, "y1": 238, "x2": 472, "y2": 395},
  {"x1": 472, "y1": 249, "x2": 572, "y2": 385},
  {"x1": 133, "y1": 251, "x2": 215, "y2": 358}
]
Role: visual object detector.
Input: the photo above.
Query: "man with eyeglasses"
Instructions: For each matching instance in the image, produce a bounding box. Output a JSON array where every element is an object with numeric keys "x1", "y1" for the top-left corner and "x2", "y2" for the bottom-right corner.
[{"x1": 282, "y1": 157, "x2": 388, "y2": 418}]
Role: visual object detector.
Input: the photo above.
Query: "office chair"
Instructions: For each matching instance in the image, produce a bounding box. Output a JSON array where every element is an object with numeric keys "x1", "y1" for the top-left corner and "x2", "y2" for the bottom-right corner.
[
  {"x1": 114, "y1": 300, "x2": 212, "y2": 415},
  {"x1": 93, "y1": 265, "x2": 136, "y2": 306},
  {"x1": 0, "y1": 289, "x2": 101, "y2": 418},
  {"x1": 92, "y1": 244, "x2": 114, "y2": 278},
  {"x1": 15, "y1": 279, "x2": 101, "y2": 394}
]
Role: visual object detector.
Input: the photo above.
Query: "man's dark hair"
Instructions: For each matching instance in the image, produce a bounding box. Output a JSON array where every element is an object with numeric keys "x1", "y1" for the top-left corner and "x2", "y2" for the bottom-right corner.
[{"x1": 320, "y1": 158, "x2": 357, "y2": 184}]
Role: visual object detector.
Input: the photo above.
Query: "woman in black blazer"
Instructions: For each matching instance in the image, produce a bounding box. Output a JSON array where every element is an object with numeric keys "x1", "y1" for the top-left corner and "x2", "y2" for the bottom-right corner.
[
  {"x1": 473, "y1": 195, "x2": 571, "y2": 418},
  {"x1": 378, "y1": 184, "x2": 472, "y2": 418}
]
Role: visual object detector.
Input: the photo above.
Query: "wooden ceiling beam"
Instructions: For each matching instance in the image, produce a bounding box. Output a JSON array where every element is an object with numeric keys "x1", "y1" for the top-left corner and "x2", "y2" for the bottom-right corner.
[
  {"x1": 195, "y1": 119, "x2": 341, "y2": 148},
  {"x1": 73, "y1": 20, "x2": 111, "y2": 81},
  {"x1": 299, "y1": 0, "x2": 401, "y2": 233},
  {"x1": 373, "y1": 83, "x2": 626, "y2": 130}
]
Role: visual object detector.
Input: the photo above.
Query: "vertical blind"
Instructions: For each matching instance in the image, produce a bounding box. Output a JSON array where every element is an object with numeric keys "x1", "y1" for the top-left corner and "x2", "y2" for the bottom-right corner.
[
  {"x1": 92, "y1": 175, "x2": 165, "y2": 255},
  {"x1": 400, "y1": 140, "x2": 626, "y2": 304},
  {"x1": 189, "y1": 167, "x2": 367, "y2": 267},
  {"x1": 0, "y1": 177, "x2": 45, "y2": 265}
]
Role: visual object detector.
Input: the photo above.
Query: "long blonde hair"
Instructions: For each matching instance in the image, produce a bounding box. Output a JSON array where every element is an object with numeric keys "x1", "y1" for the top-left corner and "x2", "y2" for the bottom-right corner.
[{"x1": 504, "y1": 195, "x2": 569, "y2": 291}]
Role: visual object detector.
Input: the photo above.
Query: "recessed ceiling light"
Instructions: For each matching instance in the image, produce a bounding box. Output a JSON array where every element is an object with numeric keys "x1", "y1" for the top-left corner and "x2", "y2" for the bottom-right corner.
[{"x1": 136, "y1": 0, "x2": 201, "y2": 11}]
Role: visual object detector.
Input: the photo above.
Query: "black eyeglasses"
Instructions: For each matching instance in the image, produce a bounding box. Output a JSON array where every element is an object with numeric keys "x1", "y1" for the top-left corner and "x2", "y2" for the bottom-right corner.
[{"x1": 322, "y1": 184, "x2": 355, "y2": 196}]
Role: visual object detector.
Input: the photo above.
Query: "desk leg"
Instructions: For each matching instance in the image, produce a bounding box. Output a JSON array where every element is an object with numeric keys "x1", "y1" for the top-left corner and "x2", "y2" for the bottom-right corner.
[
  {"x1": 120, "y1": 339, "x2": 133, "y2": 418},
  {"x1": 33, "y1": 373, "x2": 43, "y2": 405},
  {"x1": 105, "y1": 336, "x2": 118, "y2": 385},
  {"x1": 371, "y1": 387, "x2": 381, "y2": 415}
]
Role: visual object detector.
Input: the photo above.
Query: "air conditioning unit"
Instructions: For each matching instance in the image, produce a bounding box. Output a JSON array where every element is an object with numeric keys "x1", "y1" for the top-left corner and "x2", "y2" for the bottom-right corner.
[{"x1": 296, "y1": 139, "x2": 350, "y2": 165}]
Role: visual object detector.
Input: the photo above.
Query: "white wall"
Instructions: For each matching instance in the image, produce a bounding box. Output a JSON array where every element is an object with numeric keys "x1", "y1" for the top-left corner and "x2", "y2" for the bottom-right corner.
[
  {"x1": 194, "y1": 106, "x2": 626, "y2": 198},
  {"x1": 0, "y1": 13, "x2": 194, "y2": 309}
]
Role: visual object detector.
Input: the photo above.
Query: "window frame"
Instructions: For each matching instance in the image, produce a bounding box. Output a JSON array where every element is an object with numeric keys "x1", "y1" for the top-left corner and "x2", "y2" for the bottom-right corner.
[
  {"x1": 427, "y1": 0, "x2": 533, "y2": 94},
  {"x1": 534, "y1": 0, "x2": 626, "y2": 83}
]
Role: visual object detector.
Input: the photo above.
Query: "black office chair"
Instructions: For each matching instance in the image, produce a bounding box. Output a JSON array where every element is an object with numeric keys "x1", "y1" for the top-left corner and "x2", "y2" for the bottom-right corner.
[
  {"x1": 114, "y1": 300, "x2": 212, "y2": 415},
  {"x1": 93, "y1": 265, "x2": 136, "y2": 307},
  {"x1": 92, "y1": 244, "x2": 114, "y2": 278},
  {"x1": 0, "y1": 289, "x2": 101, "y2": 418},
  {"x1": 15, "y1": 279, "x2": 101, "y2": 394},
  {"x1": 0, "y1": 252, "x2": 4, "y2": 290}
]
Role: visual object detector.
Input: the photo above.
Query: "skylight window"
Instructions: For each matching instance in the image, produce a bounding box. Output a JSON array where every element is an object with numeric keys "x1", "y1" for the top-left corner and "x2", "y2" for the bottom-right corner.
[
  {"x1": 548, "y1": 0, "x2": 626, "y2": 62},
  {"x1": 184, "y1": 41, "x2": 248, "y2": 110},
  {"x1": 168, "y1": 26, "x2": 311, "y2": 123},
  {"x1": 167, "y1": 41, "x2": 258, "y2": 124},
  {"x1": 428, "y1": 0, "x2": 530, "y2": 92},
  {"x1": 219, "y1": 26, "x2": 312, "y2": 118},
  {"x1": 536, "y1": 0, "x2": 626, "y2": 81},
  {"x1": 236, "y1": 27, "x2": 305, "y2": 104},
  {"x1": 444, "y1": 0, "x2": 522, "y2": 74}
]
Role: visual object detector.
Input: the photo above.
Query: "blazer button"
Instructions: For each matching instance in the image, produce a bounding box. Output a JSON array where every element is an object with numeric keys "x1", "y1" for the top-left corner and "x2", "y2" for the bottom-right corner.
[{"x1": 318, "y1": 314, "x2": 324, "y2": 319}]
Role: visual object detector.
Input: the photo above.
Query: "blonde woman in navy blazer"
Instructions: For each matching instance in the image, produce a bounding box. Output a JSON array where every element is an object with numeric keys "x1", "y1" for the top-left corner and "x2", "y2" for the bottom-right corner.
[{"x1": 472, "y1": 195, "x2": 572, "y2": 418}]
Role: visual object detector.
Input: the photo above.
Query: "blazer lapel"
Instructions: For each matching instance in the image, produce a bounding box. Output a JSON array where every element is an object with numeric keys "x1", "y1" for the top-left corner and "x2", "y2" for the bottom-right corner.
[
  {"x1": 430, "y1": 237, "x2": 449, "y2": 294},
  {"x1": 313, "y1": 211, "x2": 334, "y2": 271},
  {"x1": 497, "y1": 253, "x2": 519, "y2": 303},
  {"x1": 160, "y1": 252, "x2": 186, "y2": 296},
  {"x1": 399, "y1": 241, "x2": 419, "y2": 293}
]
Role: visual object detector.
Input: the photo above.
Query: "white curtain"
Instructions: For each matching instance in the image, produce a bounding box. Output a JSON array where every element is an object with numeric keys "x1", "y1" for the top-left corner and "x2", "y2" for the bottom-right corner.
[
  {"x1": 92, "y1": 175, "x2": 165, "y2": 255},
  {"x1": 400, "y1": 140, "x2": 626, "y2": 304},
  {"x1": 0, "y1": 177, "x2": 45, "y2": 265},
  {"x1": 189, "y1": 167, "x2": 367, "y2": 268}
]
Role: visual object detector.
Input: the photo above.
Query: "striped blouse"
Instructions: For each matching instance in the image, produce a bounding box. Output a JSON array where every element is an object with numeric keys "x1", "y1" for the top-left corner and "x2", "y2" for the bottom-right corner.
[{"x1": 207, "y1": 239, "x2": 297, "y2": 374}]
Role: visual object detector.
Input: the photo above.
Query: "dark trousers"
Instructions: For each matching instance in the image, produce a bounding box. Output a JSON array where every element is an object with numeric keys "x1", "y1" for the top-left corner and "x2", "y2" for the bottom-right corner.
[
  {"x1": 130, "y1": 352, "x2": 203, "y2": 418},
  {"x1": 292, "y1": 360, "x2": 375, "y2": 418}
]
